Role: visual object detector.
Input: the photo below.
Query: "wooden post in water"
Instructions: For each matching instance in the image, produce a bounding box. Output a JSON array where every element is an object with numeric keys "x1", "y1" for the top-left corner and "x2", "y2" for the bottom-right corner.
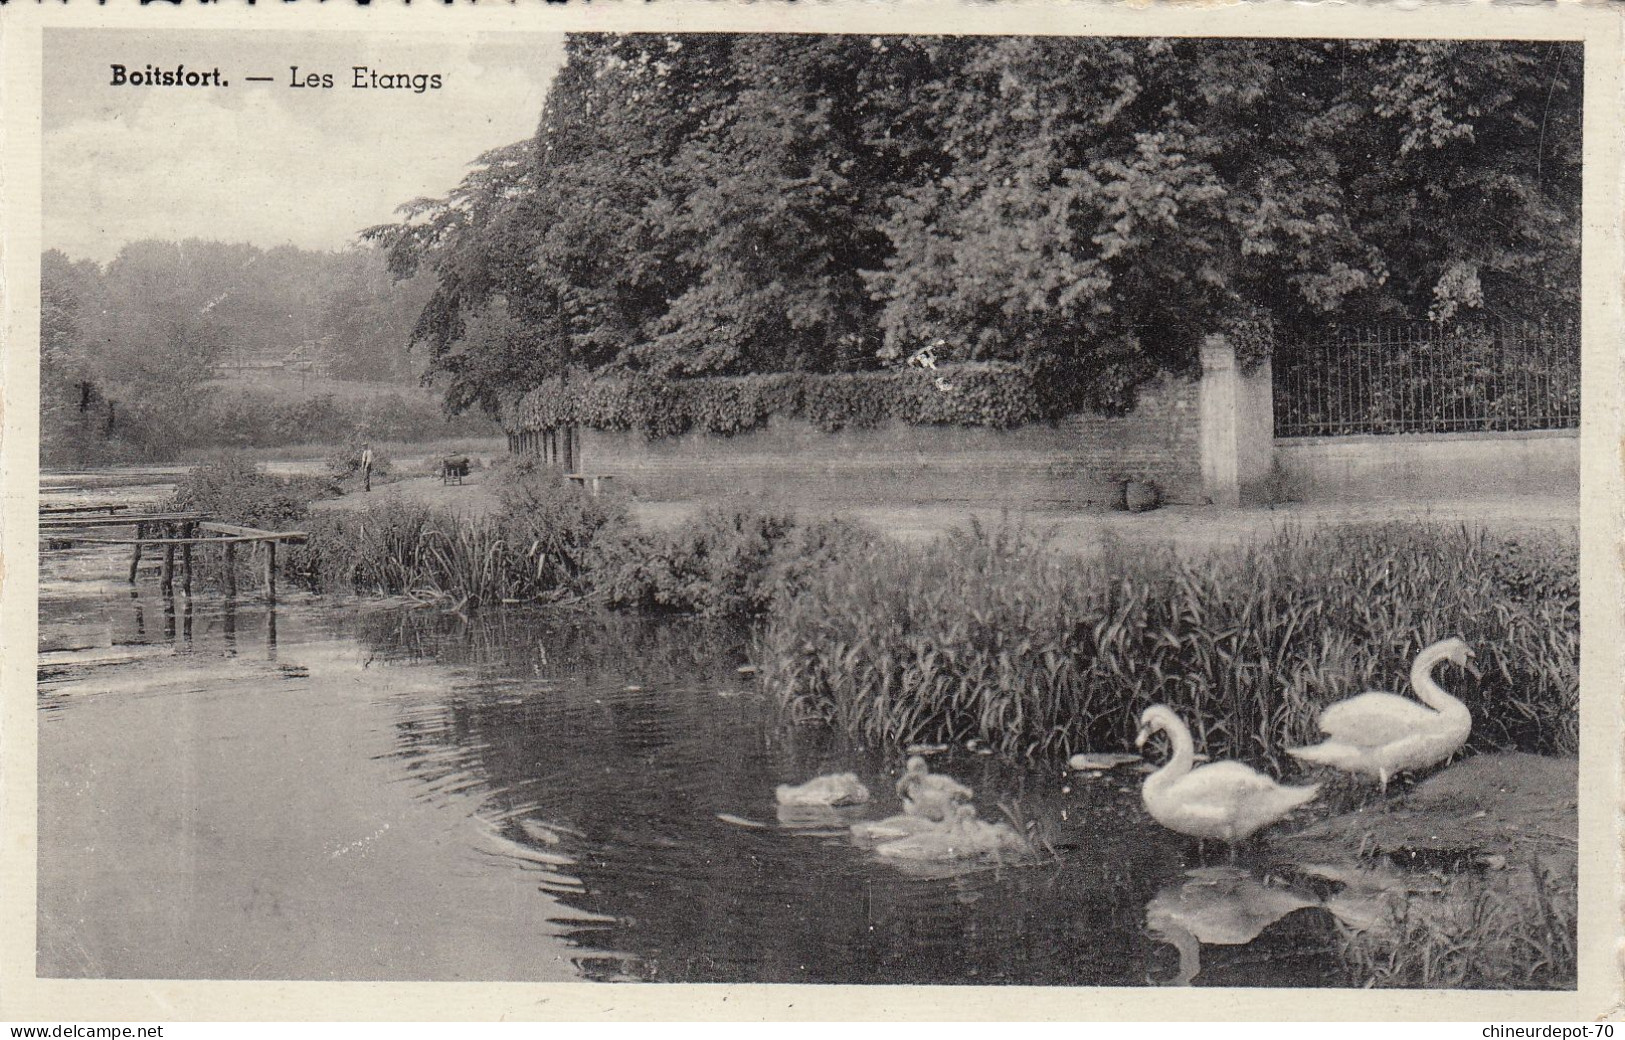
[
  {"x1": 180, "y1": 523, "x2": 194, "y2": 596},
  {"x1": 223, "y1": 542, "x2": 237, "y2": 596},
  {"x1": 160, "y1": 522, "x2": 175, "y2": 594},
  {"x1": 127, "y1": 522, "x2": 145, "y2": 584},
  {"x1": 265, "y1": 599, "x2": 278, "y2": 659},
  {"x1": 162, "y1": 586, "x2": 176, "y2": 641},
  {"x1": 263, "y1": 540, "x2": 277, "y2": 601}
]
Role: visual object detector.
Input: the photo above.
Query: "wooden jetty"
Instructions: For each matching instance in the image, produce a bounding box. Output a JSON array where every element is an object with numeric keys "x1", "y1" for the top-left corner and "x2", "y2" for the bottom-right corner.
[
  {"x1": 39, "y1": 505, "x2": 307, "y2": 599},
  {"x1": 40, "y1": 503, "x2": 130, "y2": 515}
]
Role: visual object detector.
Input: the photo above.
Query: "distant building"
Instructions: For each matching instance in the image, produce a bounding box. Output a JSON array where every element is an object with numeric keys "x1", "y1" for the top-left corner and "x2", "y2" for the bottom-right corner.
[
  {"x1": 282, "y1": 341, "x2": 331, "y2": 376},
  {"x1": 212, "y1": 358, "x2": 285, "y2": 378},
  {"x1": 211, "y1": 341, "x2": 331, "y2": 380}
]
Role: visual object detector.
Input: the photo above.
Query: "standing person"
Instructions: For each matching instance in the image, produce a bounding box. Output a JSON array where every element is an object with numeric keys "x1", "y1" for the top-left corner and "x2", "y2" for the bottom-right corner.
[{"x1": 360, "y1": 443, "x2": 374, "y2": 493}]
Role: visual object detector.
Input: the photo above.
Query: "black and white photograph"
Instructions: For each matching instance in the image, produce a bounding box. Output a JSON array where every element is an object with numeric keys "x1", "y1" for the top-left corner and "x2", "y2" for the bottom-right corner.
[{"x1": 4, "y1": 3, "x2": 1621, "y2": 1023}]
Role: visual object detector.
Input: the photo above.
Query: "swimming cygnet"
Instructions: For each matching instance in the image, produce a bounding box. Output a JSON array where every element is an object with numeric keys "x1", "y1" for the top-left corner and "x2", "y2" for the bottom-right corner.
[
  {"x1": 874, "y1": 804, "x2": 1028, "y2": 862},
  {"x1": 850, "y1": 813, "x2": 940, "y2": 844},
  {"x1": 895, "y1": 755, "x2": 974, "y2": 821},
  {"x1": 775, "y1": 772, "x2": 872, "y2": 807}
]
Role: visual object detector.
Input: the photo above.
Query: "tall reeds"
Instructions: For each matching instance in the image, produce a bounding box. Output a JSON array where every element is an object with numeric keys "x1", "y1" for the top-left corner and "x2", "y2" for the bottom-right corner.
[
  {"x1": 761, "y1": 518, "x2": 1578, "y2": 767},
  {"x1": 283, "y1": 474, "x2": 873, "y2": 617},
  {"x1": 179, "y1": 455, "x2": 1577, "y2": 766},
  {"x1": 290, "y1": 500, "x2": 619, "y2": 606}
]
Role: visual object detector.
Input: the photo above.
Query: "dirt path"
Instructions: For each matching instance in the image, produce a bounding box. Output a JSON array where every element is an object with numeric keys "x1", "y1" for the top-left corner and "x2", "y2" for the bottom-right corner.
[
  {"x1": 778, "y1": 498, "x2": 1577, "y2": 556},
  {"x1": 310, "y1": 469, "x2": 505, "y2": 516}
]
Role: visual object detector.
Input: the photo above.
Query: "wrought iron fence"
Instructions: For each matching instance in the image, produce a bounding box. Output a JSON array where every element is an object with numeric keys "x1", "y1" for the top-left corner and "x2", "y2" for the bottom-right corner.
[{"x1": 1272, "y1": 320, "x2": 1580, "y2": 437}]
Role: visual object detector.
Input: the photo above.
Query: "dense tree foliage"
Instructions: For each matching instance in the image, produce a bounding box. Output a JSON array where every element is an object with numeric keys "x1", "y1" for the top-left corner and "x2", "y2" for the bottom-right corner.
[{"x1": 371, "y1": 34, "x2": 1582, "y2": 417}]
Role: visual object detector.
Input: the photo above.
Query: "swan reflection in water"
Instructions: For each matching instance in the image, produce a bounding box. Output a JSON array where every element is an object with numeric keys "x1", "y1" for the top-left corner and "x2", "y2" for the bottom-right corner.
[
  {"x1": 1298, "y1": 860, "x2": 1428, "y2": 938},
  {"x1": 1144, "y1": 866, "x2": 1318, "y2": 985}
]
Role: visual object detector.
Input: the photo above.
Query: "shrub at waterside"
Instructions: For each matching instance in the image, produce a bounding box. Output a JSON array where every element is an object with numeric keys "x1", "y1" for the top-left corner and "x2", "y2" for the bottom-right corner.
[
  {"x1": 284, "y1": 464, "x2": 872, "y2": 617},
  {"x1": 596, "y1": 507, "x2": 877, "y2": 617},
  {"x1": 167, "y1": 454, "x2": 340, "y2": 531},
  {"x1": 760, "y1": 519, "x2": 1578, "y2": 766}
]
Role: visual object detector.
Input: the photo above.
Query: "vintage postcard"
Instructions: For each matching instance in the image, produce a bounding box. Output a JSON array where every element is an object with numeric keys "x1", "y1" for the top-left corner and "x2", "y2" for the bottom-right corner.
[{"x1": 1, "y1": 0, "x2": 1621, "y2": 1023}]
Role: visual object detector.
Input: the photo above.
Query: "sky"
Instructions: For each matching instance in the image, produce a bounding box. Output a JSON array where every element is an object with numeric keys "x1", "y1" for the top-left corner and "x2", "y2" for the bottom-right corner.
[{"x1": 43, "y1": 29, "x2": 567, "y2": 265}]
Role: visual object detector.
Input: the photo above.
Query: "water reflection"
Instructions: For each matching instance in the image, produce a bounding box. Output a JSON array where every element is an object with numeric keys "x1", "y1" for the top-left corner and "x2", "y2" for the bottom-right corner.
[
  {"x1": 178, "y1": 593, "x2": 194, "y2": 646},
  {"x1": 352, "y1": 606, "x2": 1347, "y2": 986},
  {"x1": 39, "y1": 572, "x2": 286, "y2": 700},
  {"x1": 1144, "y1": 867, "x2": 1318, "y2": 985},
  {"x1": 1300, "y1": 861, "x2": 1419, "y2": 937},
  {"x1": 37, "y1": 537, "x2": 1354, "y2": 986},
  {"x1": 161, "y1": 589, "x2": 177, "y2": 643}
]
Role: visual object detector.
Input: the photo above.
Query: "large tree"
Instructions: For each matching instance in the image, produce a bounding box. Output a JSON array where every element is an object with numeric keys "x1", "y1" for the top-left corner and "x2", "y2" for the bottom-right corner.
[{"x1": 373, "y1": 35, "x2": 1581, "y2": 418}]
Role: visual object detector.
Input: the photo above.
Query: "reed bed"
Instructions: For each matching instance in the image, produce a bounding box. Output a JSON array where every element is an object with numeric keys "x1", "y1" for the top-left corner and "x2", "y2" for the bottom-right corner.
[
  {"x1": 290, "y1": 498, "x2": 619, "y2": 607},
  {"x1": 760, "y1": 518, "x2": 1578, "y2": 767},
  {"x1": 176, "y1": 457, "x2": 1577, "y2": 767},
  {"x1": 282, "y1": 477, "x2": 870, "y2": 617}
]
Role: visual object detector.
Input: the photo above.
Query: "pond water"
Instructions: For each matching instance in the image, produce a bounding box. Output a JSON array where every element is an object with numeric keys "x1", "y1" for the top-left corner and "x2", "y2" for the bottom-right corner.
[{"x1": 39, "y1": 531, "x2": 1364, "y2": 987}]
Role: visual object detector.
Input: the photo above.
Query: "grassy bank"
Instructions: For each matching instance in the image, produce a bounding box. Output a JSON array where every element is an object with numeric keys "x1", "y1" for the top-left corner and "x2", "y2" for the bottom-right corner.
[
  {"x1": 45, "y1": 378, "x2": 498, "y2": 468},
  {"x1": 174, "y1": 456, "x2": 1579, "y2": 767},
  {"x1": 1332, "y1": 858, "x2": 1577, "y2": 989}
]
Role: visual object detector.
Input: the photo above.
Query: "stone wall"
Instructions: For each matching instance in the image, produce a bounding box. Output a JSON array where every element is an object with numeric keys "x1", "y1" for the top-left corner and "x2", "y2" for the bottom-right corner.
[
  {"x1": 506, "y1": 336, "x2": 1576, "y2": 507},
  {"x1": 1274, "y1": 429, "x2": 1579, "y2": 502},
  {"x1": 560, "y1": 374, "x2": 1204, "y2": 506}
]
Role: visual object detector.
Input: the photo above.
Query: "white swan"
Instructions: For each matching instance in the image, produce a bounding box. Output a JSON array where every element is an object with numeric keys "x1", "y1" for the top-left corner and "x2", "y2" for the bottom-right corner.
[
  {"x1": 1286, "y1": 637, "x2": 1474, "y2": 791},
  {"x1": 775, "y1": 772, "x2": 871, "y2": 807},
  {"x1": 895, "y1": 755, "x2": 973, "y2": 821},
  {"x1": 1137, "y1": 705, "x2": 1320, "y2": 846}
]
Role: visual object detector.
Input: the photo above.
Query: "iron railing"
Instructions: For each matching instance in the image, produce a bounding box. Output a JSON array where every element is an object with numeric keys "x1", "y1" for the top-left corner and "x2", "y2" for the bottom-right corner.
[{"x1": 1272, "y1": 320, "x2": 1580, "y2": 438}]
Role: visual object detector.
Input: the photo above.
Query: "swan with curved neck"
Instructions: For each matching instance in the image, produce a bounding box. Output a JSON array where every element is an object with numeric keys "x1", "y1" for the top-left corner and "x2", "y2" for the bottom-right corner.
[
  {"x1": 1286, "y1": 637, "x2": 1474, "y2": 791},
  {"x1": 1136, "y1": 705, "x2": 1320, "y2": 846}
]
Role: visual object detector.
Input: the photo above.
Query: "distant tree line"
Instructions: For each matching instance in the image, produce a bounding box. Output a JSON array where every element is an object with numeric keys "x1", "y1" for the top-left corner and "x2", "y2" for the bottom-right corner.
[
  {"x1": 41, "y1": 241, "x2": 445, "y2": 463},
  {"x1": 368, "y1": 34, "x2": 1581, "y2": 419}
]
